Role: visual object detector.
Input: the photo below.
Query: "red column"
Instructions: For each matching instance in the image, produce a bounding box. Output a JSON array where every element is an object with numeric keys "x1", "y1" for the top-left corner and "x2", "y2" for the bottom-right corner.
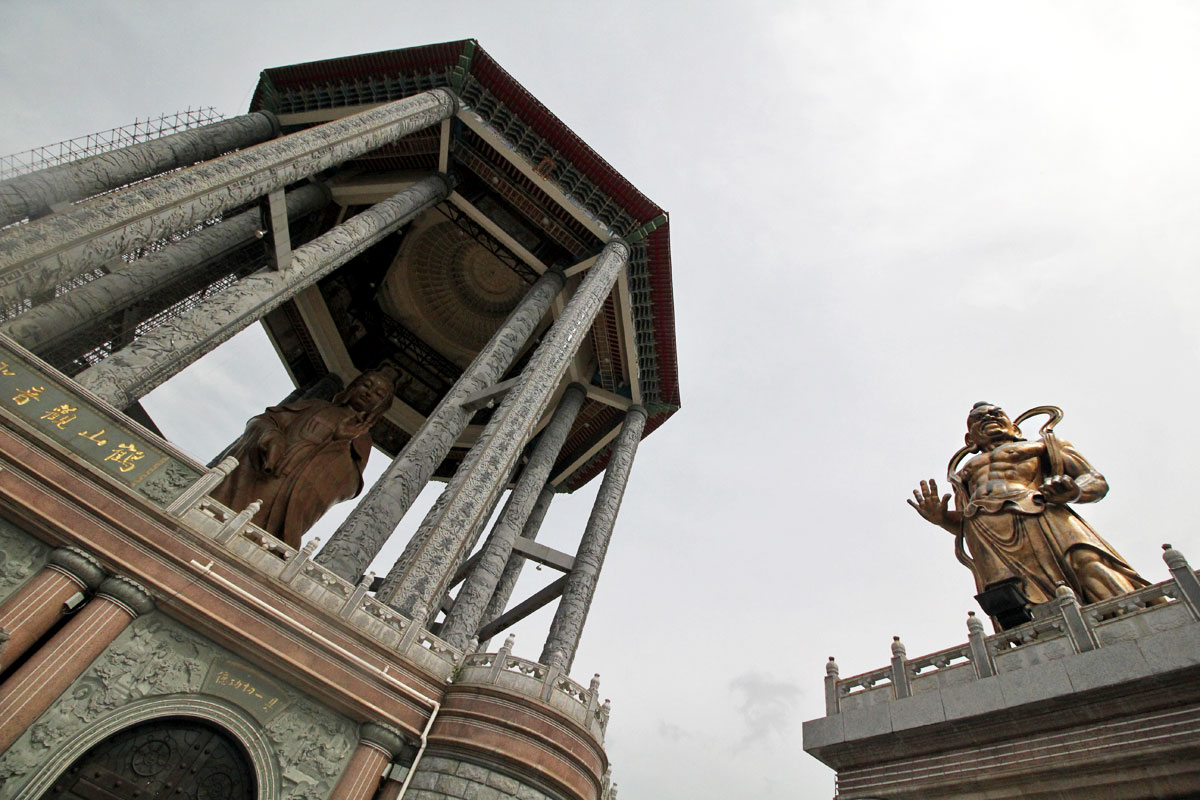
[
  {"x1": 0, "y1": 547, "x2": 105, "y2": 672},
  {"x1": 332, "y1": 722, "x2": 406, "y2": 800},
  {"x1": 0, "y1": 575, "x2": 152, "y2": 754}
]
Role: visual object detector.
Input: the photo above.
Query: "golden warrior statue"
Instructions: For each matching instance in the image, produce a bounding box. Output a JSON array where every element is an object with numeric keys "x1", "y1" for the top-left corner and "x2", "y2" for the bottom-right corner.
[{"x1": 909, "y1": 403, "x2": 1148, "y2": 607}]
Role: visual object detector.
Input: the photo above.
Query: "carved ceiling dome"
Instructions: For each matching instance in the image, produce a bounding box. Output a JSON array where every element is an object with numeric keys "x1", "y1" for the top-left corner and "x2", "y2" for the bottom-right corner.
[{"x1": 379, "y1": 219, "x2": 527, "y2": 368}]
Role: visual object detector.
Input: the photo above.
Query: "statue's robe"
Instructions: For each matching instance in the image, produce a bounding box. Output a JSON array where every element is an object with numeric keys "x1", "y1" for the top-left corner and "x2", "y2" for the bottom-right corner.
[
  {"x1": 951, "y1": 440, "x2": 1148, "y2": 604},
  {"x1": 211, "y1": 400, "x2": 372, "y2": 548}
]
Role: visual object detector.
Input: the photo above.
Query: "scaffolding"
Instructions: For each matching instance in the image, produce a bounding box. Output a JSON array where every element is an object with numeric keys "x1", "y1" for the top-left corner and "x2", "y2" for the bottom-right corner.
[{"x1": 0, "y1": 107, "x2": 225, "y2": 181}]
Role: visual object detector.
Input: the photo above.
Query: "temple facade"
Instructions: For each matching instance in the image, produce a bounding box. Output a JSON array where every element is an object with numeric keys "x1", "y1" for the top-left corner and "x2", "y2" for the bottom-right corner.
[{"x1": 0, "y1": 40, "x2": 677, "y2": 800}]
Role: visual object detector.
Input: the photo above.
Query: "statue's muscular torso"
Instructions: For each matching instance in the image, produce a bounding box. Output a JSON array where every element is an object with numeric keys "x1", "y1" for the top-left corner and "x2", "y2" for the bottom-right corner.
[{"x1": 960, "y1": 441, "x2": 1045, "y2": 503}]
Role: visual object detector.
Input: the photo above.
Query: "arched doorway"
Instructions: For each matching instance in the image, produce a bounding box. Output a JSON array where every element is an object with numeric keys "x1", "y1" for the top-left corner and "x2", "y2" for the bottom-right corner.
[{"x1": 38, "y1": 717, "x2": 256, "y2": 800}]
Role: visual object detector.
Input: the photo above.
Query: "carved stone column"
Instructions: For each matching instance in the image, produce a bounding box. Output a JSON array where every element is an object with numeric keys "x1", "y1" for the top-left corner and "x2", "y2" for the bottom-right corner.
[
  {"x1": 440, "y1": 383, "x2": 587, "y2": 648},
  {"x1": 541, "y1": 406, "x2": 647, "y2": 671},
  {"x1": 0, "y1": 89, "x2": 456, "y2": 306},
  {"x1": 0, "y1": 546, "x2": 105, "y2": 671},
  {"x1": 0, "y1": 575, "x2": 153, "y2": 753},
  {"x1": 75, "y1": 175, "x2": 450, "y2": 409},
  {"x1": 331, "y1": 722, "x2": 407, "y2": 800},
  {"x1": 477, "y1": 483, "x2": 556, "y2": 649},
  {"x1": 1, "y1": 183, "x2": 329, "y2": 355},
  {"x1": 316, "y1": 268, "x2": 566, "y2": 582},
  {"x1": 377, "y1": 239, "x2": 630, "y2": 620},
  {"x1": 0, "y1": 111, "x2": 281, "y2": 227}
]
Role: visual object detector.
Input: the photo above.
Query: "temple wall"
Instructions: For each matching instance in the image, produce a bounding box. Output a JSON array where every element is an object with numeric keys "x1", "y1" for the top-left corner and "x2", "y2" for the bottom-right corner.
[
  {"x1": 0, "y1": 612, "x2": 358, "y2": 800},
  {"x1": 406, "y1": 754, "x2": 565, "y2": 800},
  {"x1": 0, "y1": 518, "x2": 48, "y2": 607}
]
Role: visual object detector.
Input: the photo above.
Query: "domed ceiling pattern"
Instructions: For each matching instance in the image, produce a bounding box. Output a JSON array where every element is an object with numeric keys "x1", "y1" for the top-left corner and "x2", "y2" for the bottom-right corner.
[{"x1": 379, "y1": 219, "x2": 529, "y2": 369}]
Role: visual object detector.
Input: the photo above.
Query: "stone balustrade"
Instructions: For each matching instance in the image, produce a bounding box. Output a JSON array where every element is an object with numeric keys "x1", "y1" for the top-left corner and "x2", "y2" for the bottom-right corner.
[
  {"x1": 457, "y1": 636, "x2": 611, "y2": 742},
  {"x1": 180, "y1": 486, "x2": 613, "y2": 740},
  {"x1": 821, "y1": 544, "x2": 1200, "y2": 718}
]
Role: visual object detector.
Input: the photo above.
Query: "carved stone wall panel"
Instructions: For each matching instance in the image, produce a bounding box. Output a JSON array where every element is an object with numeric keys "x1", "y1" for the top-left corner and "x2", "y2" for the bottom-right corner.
[
  {"x1": 0, "y1": 517, "x2": 48, "y2": 607},
  {"x1": 0, "y1": 612, "x2": 357, "y2": 800}
]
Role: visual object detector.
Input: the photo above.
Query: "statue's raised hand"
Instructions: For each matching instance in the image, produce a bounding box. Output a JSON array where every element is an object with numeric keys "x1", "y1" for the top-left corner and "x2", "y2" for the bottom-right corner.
[{"x1": 908, "y1": 479, "x2": 959, "y2": 532}]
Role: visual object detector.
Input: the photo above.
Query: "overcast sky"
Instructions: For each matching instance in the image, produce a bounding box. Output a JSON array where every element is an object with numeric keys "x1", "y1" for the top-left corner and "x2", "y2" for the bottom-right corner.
[{"x1": 4, "y1": 2, "x2": 1200, "y2": 797}]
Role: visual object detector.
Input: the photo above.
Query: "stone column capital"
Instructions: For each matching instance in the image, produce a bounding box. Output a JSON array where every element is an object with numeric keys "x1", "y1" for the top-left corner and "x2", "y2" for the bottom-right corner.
[
  {"x1": 96, "y1": 576, "x2": 155, "y2": 618},
  {"x1": 359, "y1": 721, "x2": 407, "y2": 760},
  {"x1": 47, "y1": 546, "x2": 105, "y2": 591}
]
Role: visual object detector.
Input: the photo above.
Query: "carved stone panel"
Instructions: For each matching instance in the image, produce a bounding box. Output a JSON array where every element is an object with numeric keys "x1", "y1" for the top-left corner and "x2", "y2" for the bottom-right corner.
[
  {"x1": 0, "y1": 518, "x2": 48, "y2": 607},
  {"x1": 0, "y1": 613, "x2": 357, "y2": 800}
]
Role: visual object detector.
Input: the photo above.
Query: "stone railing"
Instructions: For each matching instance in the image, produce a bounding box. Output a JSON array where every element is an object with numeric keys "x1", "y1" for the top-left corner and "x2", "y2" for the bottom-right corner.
[
  {"x1": 457, "y1": 634, "x2": 611, "y2": 742},
  {"x1": 168, "y1": 460, "x2": 613, "y2": 738},
  {"x1": 825, "y1": 544, "x2": 1200, "y2": 715},
  {"x1": 180, "y1": 487, "x2": 466, "y2": 680}
]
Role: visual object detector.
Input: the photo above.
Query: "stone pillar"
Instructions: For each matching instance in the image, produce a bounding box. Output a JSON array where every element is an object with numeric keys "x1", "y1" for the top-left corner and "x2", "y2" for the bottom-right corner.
[
  {"x1": 377, "y1": 239, "x2": 630, "y2": 619},
  {"x1": 316, "y1": 268, "x2": 566, "y2": 582},
  {"x1": 330, "y1": 722, "x2": 407, "y2": 800},
  {"x1": 477, "y1": 483, "x2": 556, "y2": 650},
  {"x1": 1, "y1": 183, "x2": 329, "y2": 352},
  {"x1": 541, "y1": 405, "x2": 646, "y2": 671},
  {"x1": 0, "y1": 89, "x2": 456, "y2": 306},
  {"x1": 0, "y1": 111, "x2": 281, "y2": 227},
  {"x1": 75, "y1": 175, "x2": 450, "y2": 409},
  {"x1": 0, "y1": 575, "x2": 153, "y2": 753},
  {"x1": 0, "y1": 546, "x2": 105, "y2": 671},
  {"x1": 441, "y1": 383, "x2": 587, "y2": 649}
]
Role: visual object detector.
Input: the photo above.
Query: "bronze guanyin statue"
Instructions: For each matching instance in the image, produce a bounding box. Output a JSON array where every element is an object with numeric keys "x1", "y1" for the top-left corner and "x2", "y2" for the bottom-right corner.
[
  {"x1": 211, "y1": 369, "x2": 395, "y2": 548},
  {"x1": 909, "y1": 403, "x2": 1149, "y2": 625}
]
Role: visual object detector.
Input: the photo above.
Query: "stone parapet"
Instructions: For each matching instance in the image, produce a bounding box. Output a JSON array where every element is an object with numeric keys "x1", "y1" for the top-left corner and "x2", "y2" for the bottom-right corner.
[{"x1": 804, "y1": 548, "x2": 1200, "y2": 799}]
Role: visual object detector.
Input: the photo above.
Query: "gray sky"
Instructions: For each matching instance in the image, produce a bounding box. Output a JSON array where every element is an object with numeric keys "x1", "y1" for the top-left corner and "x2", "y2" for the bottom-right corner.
[{"x1": 3, "y1": 2, "x2": 1199, "y2": 797}]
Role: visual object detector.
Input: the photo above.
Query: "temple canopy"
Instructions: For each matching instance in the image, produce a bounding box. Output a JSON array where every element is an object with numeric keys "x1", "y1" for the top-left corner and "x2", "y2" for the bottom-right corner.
[{"x1": 248, "y1": 40, "x2": 679, "y2": 492}]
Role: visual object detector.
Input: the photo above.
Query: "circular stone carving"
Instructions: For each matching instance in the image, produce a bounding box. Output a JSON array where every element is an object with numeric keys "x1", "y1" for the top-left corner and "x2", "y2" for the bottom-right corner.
[{"x1": 380, "y1": 220, "x2": 528, "y2": 368}]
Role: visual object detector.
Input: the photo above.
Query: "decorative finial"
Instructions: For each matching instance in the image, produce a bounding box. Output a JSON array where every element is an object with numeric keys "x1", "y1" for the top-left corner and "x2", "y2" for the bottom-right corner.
[
  {"x1": 826, "y1": 657, "x2": 839, "y2": 678},
  {"x1": 1163, "y1": 543, "x2": 1188, "y2": 570},
  {"x1": 891, "y1": 636, "x2": 906, "y2": 658},
  {"x1": 966, "y1": 611, "x2": 985, "y2": 635},
  {"x1": 502, "y1": 633, "x2": 516, "y2": 651}
]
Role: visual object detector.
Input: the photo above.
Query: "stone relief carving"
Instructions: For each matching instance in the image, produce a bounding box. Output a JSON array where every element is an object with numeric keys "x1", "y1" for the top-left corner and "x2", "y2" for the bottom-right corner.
[
  {"x1": 0, "y1": 519, "x2": 48, "y2": 606},
  {"x1": 136, "y1": 460, "x2": 202, "y2": 507},
  {"x1": 0, "y1": 613, "x2": 355, "y2": 800}
]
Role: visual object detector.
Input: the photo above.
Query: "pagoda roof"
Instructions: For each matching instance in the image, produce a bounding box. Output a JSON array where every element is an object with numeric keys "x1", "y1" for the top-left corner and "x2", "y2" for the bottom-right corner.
[{"x1": 248, "y1": 40, "x2": 678, "y2": 490}]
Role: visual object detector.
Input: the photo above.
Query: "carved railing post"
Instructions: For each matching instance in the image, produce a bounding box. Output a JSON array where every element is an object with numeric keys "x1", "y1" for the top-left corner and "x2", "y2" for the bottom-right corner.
[
  {"x1": 890, "y1": 636, "x2": 911, "y2": 699},
  {"x1": 1055, "y1": 583, "x2": 1098, "y2": 653},
  {"x1": 1163, "y1": 543, "x2": 1200, "y2": 620},
  {"x1": 966, "y1": 612, "x2": 996, "y2": 678},
  {"x1": 215, "y1": 499, "x2": 261, "y2": 544},
  {"x1": 824, "y1": 657, "x2": 841, "y2": 714},
  {"x1": 165, "y1": 456, "x2": 238, "y2": 516},
  {"x1": 279, "y1": 537, "x2": 320, "y2": 583}
]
